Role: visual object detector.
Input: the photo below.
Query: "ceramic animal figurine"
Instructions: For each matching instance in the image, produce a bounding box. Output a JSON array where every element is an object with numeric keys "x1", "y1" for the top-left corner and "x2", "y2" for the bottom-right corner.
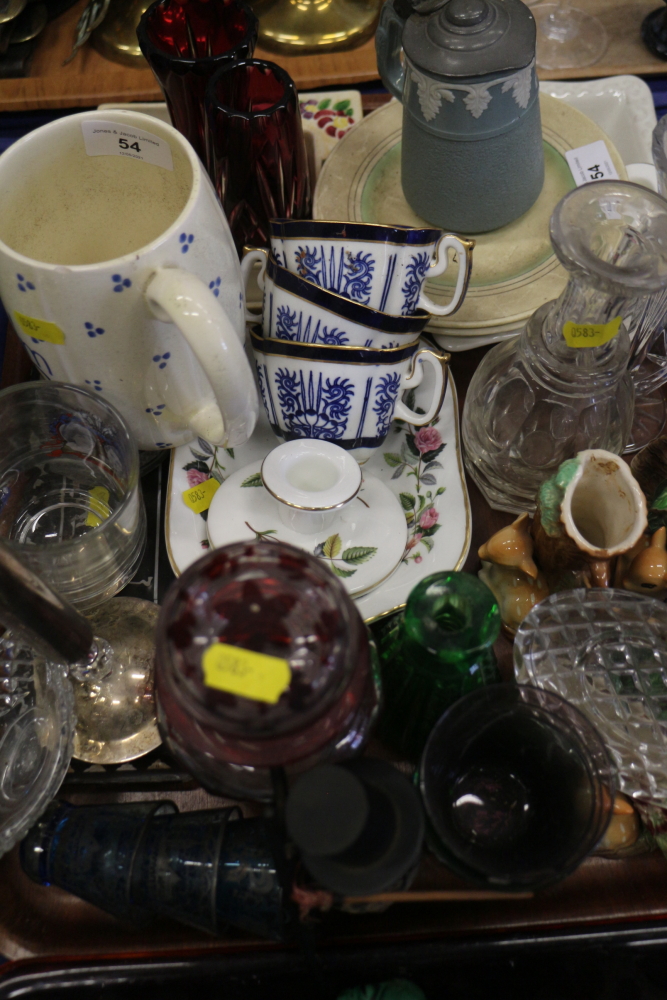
[
  {"x1": 595, "y1": 793, "x2": 643, "y2": 858},
  {"x1": 621, "y1": 527, "x2": 667, "y2": 597},
  {"x1": 376, "y1": 0, "x2": 544, "y2": 232},
  {"x1": 477, "y1": 513, "x2": 549, "y2": 633},
  {"x1": 478, "y1": 450, "x2": 653, "y2": 632},
  {"x1": 478, "y1": 562, "x2": 549, "y2": 635},
  {"x1": 532, "y1": 450, "x2": 647, "y2": 588},
  {"x1": 478, "y1": 513, "x2": 538, "y2": 579}
]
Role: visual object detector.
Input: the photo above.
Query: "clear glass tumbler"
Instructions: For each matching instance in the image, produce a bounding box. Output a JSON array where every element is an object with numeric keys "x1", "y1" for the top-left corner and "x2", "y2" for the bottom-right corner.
[{"x1": 0, "y1": 382, "x2": 146, "y2": 610}]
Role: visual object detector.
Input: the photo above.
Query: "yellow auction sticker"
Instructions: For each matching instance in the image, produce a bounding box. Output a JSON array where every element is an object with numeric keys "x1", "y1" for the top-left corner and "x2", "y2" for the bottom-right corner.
[
  {"x1": 562, "y1": 316, "x2": 622, "y2": 348},
  {"x1": 85, "y1": 486, "x2": 110, "y2": 528},
  {"x1": 182, "y1": 477, "x2": 220, "y2": 514},
  {"x1": 14, "y1": 311, "x2": 66, "y2": 345},
  {"x1": 201, "y1": 643, "x2": 292, "y2": 704}
]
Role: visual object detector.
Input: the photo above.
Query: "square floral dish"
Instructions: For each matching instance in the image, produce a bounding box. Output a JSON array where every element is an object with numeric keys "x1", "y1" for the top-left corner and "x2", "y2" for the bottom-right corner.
[{"x1": 165, "y1": 360, "x2": 470, "y2": 623}]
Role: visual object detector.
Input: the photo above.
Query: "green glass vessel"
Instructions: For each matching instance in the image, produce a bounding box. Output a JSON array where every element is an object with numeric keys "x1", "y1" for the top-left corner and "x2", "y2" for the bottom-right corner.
[{"x1": 374, "y1": 571, "x2": 501, "y2": 762}]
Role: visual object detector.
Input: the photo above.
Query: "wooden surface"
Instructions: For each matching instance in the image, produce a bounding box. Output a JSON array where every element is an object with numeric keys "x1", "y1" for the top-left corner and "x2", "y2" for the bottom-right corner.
[
  {"x1": 1, "y1": 0, "x2": 667, "y2": 113},
  {"x1": 0, "y1": 0, "x2": 379, "y2": 112}
]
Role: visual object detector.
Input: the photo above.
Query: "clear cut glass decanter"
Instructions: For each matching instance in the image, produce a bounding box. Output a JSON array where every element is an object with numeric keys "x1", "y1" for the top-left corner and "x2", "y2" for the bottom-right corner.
[{"x1": 463, "y1": 181, "x2": 667, "y2": 513}]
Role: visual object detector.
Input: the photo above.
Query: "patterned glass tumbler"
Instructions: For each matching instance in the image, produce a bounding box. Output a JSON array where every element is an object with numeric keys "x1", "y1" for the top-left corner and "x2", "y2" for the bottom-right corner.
[
  {"x1": 373, "y1": 571, "x2": 502, "y2": 762},
  {"x1": 206, "y1": 58, "x2": 311, "y2": 253},
  {"x1": 155, "y1": 540, "x2": 380, "y2": 801},
  {"x1": 137, "y1": 0, "x2": 258, "y2": 166}
]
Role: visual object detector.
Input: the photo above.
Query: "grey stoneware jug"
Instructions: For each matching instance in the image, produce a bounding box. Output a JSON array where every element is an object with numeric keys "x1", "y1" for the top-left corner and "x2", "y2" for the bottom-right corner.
[{"x1": 376, "y1": 0, "x2": 545, "y2": 233}]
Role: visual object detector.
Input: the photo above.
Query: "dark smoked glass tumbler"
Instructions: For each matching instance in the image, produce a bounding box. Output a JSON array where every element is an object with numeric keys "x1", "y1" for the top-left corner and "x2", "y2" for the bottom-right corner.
[
  {"x1": 137, "y1": 0, "x2": 258, "y2": 166},
  {"x1": 206, "y1": 58, "x2": 311, "y2": 253}
]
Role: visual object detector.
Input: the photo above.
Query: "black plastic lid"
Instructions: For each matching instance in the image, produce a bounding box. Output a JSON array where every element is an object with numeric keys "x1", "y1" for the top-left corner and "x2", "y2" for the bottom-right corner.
[{"x1": 285, "y1": 759, "x2": 424, "y2": 897}]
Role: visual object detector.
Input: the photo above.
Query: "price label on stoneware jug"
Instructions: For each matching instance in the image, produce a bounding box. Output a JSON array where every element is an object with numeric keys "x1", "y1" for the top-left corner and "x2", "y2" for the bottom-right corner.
[
  {"x1": 80, "y1": 121, "x2": 174, "y2": 171},
  {"x1": 182, "y1": 477, "x2": 220, "y2": 514},
  {"x1": 565, "y1": 140, "x2": 619, "y2": 187},
  {"x1": 562, "y1": 315, "x2": 622, "y2": 348},
  {"x1": 13, "y1": 311, "x2": 65, "y2": 345},
  {"x1": 202, "y1": 643, "x2": 292, "y2": 704}
]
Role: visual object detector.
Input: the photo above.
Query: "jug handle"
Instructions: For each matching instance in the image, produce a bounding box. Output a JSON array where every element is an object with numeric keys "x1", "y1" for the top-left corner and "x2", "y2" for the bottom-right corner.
[
  {"x1": 375, "y1": 0, "x2": 407, "y2": 101},
  {"x1": 144, "y1": 267, "x2": 258, "y2": 448},
  {"x1": 418, "y1": 235, "x2": 475, "y2": 317},
  {"x1": 394, "y1": 349, "x2": 450, "y2": 426}
]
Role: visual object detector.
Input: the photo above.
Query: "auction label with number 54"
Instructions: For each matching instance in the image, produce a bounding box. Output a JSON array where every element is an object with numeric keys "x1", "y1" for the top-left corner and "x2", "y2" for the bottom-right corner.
[
  {"x1": 565, "y1": 139, "x2": 619, "y2": 188},
  {"x1": 81, "y1": 120, "x2": 173, "y2": 171}
]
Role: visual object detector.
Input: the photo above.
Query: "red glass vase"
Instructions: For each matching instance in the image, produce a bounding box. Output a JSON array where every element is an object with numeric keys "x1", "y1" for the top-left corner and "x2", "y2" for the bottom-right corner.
[
  {"x1": 155, "y1": 540, "x2": 380, "y2": 800},
  {"x1": 137, "y1": 0, "x2": 258, "y2": 166},
  {"x1": 205, "y1": 59, "x2": 311, "y2": 253}
]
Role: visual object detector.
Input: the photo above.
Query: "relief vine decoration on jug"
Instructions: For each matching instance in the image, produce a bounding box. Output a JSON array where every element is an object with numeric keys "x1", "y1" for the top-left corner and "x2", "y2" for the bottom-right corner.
[{"x1": 407, "y1": 58, "x2": 535, "y2": 122}]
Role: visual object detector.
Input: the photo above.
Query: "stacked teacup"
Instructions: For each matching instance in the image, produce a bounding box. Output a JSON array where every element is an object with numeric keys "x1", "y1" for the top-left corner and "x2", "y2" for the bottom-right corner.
[{"x1": 242, "y1": 220, "x2": 473, "y2": 462}]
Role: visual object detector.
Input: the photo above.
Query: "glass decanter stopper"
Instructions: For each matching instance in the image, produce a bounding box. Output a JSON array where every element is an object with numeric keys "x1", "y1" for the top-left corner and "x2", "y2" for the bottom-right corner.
[
  {"x1": 374, "y1": 571, "x2": 501, "y2": 762},
  {"x1": 463, "y1": 181, "x2": 667, "y2": 513}
]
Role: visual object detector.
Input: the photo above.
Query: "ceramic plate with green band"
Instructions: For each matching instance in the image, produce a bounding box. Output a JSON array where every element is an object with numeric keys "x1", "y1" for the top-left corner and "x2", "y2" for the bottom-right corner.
[{"x1": 313, "y1": 93, "x2": 627, "y2": 338}]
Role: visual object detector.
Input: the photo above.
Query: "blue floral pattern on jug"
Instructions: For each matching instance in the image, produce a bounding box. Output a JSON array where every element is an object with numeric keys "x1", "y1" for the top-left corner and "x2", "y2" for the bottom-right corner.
[
  {"x1": 373, "y1": 372, "x2": 402, "y2": 437},
  {"x1": 153, "y1": 352, "x2": 171, "y2": 369},
  {"x1": 29, "y1": 349, "x2": 52, "y2": 378},
  {"x1": 112, "y1": 274, "x2": 132, "y2": 292},
  {"x1": 155, "y1": 442, "x2": 173, "y2": 448},
  {"x1": 179, "y1": 234, "x2": 195, "y2": 253},
  {"x1": 16, "y1": 274, "x2": 35, "y2": 292},
  {"x1": 145, "y1": 404, "x2": 166, "y2": 416},
  {"x1": 209, "y1": 277, "x2": 221, "y2": 297},
  {"x1": 275, "y1": 305, "x2": 349, "y2": 345},
  {"x1": 85, "y1": 322, "x2": 105, "y2": 338},
  {"x1": 85, "y1": 379, "x2": 103, "y2": 392},
  {"x1": 295, "y1": 246, "x2": 375, "y2": 305},
  {"x1": 275, "y1": 369, "x2": 354, "y2": 439},
  {"x1": 401, "y1": 252, "x2": 430, "y2": 315}
]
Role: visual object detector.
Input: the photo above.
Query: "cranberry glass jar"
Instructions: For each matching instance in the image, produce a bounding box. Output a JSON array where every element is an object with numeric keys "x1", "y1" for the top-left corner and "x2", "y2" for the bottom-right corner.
[{"x1": 155, "y1": 540, "x2": 380, "y2": 800}]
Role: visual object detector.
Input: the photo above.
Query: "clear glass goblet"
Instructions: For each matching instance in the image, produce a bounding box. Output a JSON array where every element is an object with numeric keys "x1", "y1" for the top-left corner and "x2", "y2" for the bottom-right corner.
[
  {"x1": 0, "y1": 382, "x2": 161, "y2": 765},
  {"x1": 530, "y1": 1, "x2": 608, "y2": 71}
]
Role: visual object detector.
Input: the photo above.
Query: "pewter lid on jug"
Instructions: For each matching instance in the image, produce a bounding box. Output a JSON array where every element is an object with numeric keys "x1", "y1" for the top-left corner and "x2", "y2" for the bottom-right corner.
[{"x1": 402, "y1": 0, "x2": 536, "y2": 78}]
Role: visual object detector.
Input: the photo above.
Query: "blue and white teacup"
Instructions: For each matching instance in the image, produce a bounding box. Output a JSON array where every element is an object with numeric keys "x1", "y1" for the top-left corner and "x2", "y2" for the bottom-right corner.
[
  {"x1": 249, "y1": 325, "x2": 448, "y2": 463},
  {"x1": 242, "y1": 251, "x2": 430, "y2": 349},
  {"x1": 268, "y1": 218, "x2": 474, "y2": 317}
]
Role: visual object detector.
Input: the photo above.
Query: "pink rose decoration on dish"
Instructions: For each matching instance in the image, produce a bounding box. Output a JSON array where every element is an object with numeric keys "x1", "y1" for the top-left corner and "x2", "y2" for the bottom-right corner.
[
  {"x1": 419, "y1": 507, "x2": 439, "y2": 530},
  {"x1": 187, "y1": 468, "x2": 209, "y2": 488},
  {"x1": 406, "y1": 532, "x2": 423, "y2": 550},
  {"x1": 414, "y1": 426, "x2": 442, "y2": 454}
]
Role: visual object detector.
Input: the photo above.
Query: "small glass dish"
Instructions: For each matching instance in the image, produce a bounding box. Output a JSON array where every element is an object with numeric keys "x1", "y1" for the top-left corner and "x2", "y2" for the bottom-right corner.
[
  {"x1": 0, "y1": 631, "x2": 74, "y2": 859},
  {"x1": 419, "y1": 684, "x2": 615, "y2": 891}
]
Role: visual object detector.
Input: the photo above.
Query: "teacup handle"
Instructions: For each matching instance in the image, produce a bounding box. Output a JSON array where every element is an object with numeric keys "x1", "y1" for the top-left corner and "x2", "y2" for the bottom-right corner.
[
  {"x1": 144, "y1": 267, "x2": 258, "y2": 448},
  {"x1": 418, "y1": 235, "x2": 475, "y2": 318},
  {"x1": 240, "y1": 247, "x2": 269, "y2": 323},
  {"x1": 394, "y1": 349, "x2": 450, "y2": 427}
]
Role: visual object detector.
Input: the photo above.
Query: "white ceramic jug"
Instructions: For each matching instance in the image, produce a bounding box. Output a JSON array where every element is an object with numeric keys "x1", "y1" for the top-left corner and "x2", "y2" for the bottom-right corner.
[{"x1": 0, "y1": 110, "x2": 258, "y2": 451}]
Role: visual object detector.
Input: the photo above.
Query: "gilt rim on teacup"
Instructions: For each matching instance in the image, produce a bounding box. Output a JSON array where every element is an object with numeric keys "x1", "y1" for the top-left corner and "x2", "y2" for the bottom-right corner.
[
  {"x1": 249, "y1": 326, "x2": 420, "y2": 363},
  {"x1": 270, "y1": 218, "x2": 442, "y2": 247},
  {"x1": 265, "y1": 254, "x2": 431, "y2": 333}
]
